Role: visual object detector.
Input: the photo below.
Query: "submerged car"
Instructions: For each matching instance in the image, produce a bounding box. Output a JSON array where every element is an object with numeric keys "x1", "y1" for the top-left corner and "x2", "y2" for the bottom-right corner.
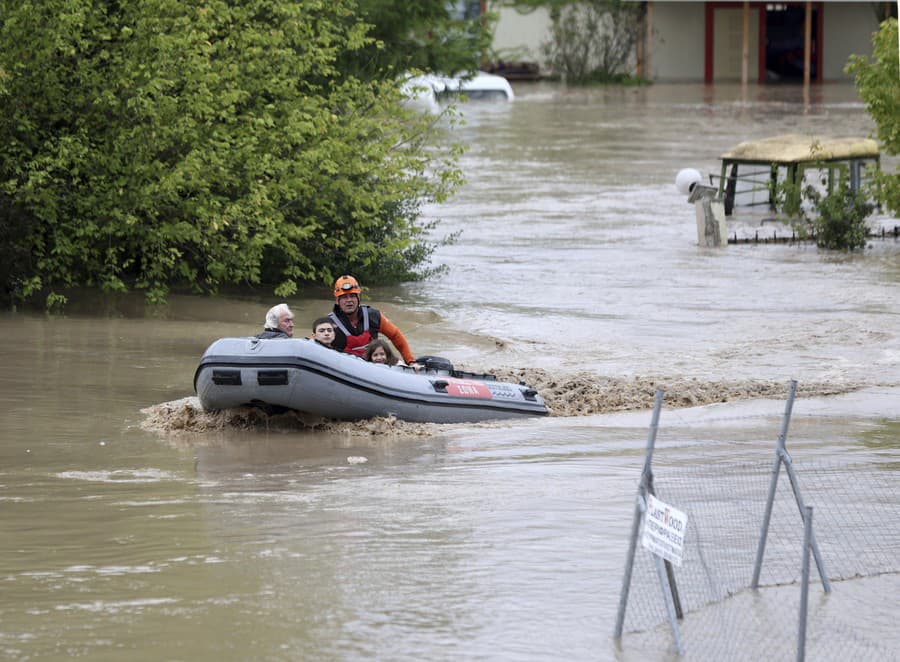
[{"x1": 401, "y1": 71, "x2": 514, "y2": 112}]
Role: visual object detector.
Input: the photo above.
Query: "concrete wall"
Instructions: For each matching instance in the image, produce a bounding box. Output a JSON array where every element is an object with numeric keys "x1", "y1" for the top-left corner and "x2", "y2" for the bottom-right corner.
[
  {"x1": 822, "y1": 3, "x2": 881, "y2": 81},
  {"x1": 490, "y1": 4, "x2": 552, "y2": 66},
  {"x1": 649, "y1": 2, "x2": 707, "y2": 81}
]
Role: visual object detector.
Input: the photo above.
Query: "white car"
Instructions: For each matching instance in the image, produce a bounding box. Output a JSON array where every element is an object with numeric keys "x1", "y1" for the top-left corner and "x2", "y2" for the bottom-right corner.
[{"x1": 401, "y1": 71, "x2": 514, "y2": 112}]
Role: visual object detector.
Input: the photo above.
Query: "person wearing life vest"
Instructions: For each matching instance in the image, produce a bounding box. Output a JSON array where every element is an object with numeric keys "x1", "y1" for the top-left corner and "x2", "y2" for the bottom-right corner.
[{"x1": 328, "y1": 275, "x2": 416, "y2": 364}]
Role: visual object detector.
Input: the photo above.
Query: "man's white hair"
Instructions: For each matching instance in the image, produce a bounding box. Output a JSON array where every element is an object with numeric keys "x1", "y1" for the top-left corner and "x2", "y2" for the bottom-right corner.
[{"x1": 265, "y1": 303, "x2": 292, "y2": 329}]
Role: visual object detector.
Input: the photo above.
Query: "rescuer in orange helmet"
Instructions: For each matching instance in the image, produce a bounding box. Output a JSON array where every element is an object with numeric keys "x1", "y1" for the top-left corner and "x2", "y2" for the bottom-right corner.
[{"x1": 328, "y1": 275, "x2": 416, "y2": 364}]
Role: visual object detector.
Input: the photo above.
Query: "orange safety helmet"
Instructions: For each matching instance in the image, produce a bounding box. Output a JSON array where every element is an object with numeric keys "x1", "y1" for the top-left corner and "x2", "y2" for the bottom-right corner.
[{"x1": 333, "y1": 275, "x2": 362, "y2": 300}]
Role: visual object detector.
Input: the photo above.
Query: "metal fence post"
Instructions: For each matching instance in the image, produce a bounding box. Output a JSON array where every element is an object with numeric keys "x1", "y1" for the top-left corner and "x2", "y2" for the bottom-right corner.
[
  {"x1": 798, "y1": 506, "x2": 813, "y2": 662},
  {"x1": 655, "y1": 553, "x2": 685, "y2": 656},
  {"x1": 614, "y1": 389, "x2": 665, "y2": 639},
  {"x1": 751, "y1": 380, "x2": 831, "y2": 593},
  {"x1": 752, "y1": 380, "x2": 797, "y2": 588},
  {"x1": 783, "y1": 456, "x2": 832, "y2": 593}
]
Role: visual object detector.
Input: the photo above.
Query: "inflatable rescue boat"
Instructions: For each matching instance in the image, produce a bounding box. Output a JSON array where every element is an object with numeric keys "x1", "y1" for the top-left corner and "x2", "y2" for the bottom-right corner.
[{"x1": 194, "y1": 337, "x2": 548, "y2": 423}]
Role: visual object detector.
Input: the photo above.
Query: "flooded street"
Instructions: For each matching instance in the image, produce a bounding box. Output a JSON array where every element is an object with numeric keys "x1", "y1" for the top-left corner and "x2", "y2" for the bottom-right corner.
[
  {"x1": 1, "y1": 83, "x2": 899, "y2": 661},
  {"x1": 418, "y1": 82, "x2": 900, "y2": 384}
]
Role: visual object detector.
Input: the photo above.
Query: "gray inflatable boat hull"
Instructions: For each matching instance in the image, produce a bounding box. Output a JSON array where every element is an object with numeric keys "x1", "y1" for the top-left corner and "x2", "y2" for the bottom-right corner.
[{"x1": 193, "y1": 337, "x2": 548, "y2": 423}]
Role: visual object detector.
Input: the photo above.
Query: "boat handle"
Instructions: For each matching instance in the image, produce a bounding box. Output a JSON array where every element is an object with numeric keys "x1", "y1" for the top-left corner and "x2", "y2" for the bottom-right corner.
[
  {"x1": 212, "y1": 369, "x2": 242, "y2": 386},
  {"x1": 431, "y1": 380, "x2": 449, "y2": 392},
  {"x1": 258, "y1": 370, "x2": 289, "y2": 386}
]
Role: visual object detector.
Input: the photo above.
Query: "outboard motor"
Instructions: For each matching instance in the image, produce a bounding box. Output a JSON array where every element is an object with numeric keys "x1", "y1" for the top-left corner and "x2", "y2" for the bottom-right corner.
[{"x1": 415, "y1": 355, "x2": 454, "y2": 375}]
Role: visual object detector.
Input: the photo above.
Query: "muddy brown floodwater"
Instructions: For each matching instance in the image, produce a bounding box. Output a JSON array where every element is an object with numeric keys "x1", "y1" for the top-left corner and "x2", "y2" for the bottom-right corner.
[{"x1": 2, "y1": 82, "x2": 898, "y2": 661}]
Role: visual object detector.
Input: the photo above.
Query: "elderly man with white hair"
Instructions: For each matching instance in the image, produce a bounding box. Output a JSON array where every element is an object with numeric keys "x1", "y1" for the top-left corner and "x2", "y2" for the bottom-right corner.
[{"x1": 255, "y1": 303, "x2": 294, "y2": 339}]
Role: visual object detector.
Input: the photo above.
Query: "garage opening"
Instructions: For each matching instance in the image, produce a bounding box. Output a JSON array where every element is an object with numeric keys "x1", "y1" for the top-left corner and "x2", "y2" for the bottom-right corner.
[{"x1": 765, "y1": 3, "x2": 818, "y2": 82}]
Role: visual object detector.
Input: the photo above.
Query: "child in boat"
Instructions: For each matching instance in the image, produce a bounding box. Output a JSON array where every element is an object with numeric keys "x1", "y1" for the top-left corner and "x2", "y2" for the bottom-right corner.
[
  {"x1": 364, "y1": 338, "x2": 403, "y2": 366},
  {"x1": 311, "y1": 317, "x2": 337, "y2": 349}
]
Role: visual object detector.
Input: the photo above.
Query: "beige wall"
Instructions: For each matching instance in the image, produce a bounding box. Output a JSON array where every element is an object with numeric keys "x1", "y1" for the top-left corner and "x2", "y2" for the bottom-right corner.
[
  {"x1": 822, "y1": 3, "x2": 881, "y2": 81},
  {"x1": 488, "y1": 1, "x2": 879, "y2": 83},
  {"x1": 650, "y1": 2, "x2": 706, "y2": 81},
  {"x1": 490, "y1": 4, "x2": 552, "y2": 65}
]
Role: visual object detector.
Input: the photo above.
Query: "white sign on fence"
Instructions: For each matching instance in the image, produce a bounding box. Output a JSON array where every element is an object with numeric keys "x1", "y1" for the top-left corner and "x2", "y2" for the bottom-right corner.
[{"x1": 642, "y1": 494, "x2": 688, "y2": 567}]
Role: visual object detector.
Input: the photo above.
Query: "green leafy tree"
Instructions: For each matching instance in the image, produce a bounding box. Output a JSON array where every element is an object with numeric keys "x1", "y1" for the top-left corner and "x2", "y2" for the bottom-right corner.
[
  {"x1": 345, "y1": 0, "x2": 495, "y2": 78},
  {"x1": 846, "y1": 18, "x2": 900, "y2": 215},
  {"x1": 0, "y1": 0, "x2": 463, "y2": 307}
]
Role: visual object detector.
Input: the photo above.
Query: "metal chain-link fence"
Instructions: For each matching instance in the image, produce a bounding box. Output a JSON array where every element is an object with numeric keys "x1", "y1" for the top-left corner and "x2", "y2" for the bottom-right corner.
[{"x1": 615, "y1": 388, "x2": 899, "y2": 660}]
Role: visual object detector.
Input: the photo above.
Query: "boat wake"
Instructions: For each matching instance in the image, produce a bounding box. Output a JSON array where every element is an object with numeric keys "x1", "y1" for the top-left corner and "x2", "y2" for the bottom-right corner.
[
  {"x1": 490, "y1": 368, "x2": 862, "y2": 417},
  {"x1": 140, "y1": 369, "x2": 864, "y2": 436}
]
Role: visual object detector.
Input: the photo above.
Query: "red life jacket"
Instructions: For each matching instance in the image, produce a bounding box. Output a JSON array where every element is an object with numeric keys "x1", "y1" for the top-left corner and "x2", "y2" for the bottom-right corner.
[{"x1": 329, "y1": 306, "x2": 379, "y2": 357}]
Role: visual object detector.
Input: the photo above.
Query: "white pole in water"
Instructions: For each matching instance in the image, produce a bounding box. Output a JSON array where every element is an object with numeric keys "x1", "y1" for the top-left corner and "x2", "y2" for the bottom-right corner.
[{"x1": 676, "y1": 168, "x2": 727, "y2": 247}]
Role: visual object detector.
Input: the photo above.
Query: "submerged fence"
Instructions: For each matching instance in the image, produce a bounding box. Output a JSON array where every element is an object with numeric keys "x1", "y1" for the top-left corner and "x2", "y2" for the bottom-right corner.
[
  {"x1": 614, "y1": 382, "x2": 900, "y2": 660},
  {"x1": 727, "y1": 224, "x2": 900, "y2": 245}
]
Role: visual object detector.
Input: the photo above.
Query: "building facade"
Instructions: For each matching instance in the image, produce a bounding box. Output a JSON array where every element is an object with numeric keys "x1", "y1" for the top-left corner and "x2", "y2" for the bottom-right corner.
[{"x1": 489, "y1": 1, "x2": 891, "y2": 83}]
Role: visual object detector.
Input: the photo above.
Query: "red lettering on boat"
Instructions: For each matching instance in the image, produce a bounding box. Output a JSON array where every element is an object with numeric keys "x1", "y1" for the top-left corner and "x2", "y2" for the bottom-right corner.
[{"x1": 445, "y1": 379, "x2": 492, "y2": 399}]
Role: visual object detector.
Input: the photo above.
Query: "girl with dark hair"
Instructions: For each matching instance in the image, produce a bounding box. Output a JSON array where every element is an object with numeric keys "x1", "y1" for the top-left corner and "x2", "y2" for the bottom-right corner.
[{"x1": 364, "y1": 339, "x2": 402, "y2": 366}]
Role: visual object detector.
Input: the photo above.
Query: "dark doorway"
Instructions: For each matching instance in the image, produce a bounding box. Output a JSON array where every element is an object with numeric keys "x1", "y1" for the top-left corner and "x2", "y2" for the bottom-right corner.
[{"x1": 765, "y1": 4, "x2": 818, "y2": 82}]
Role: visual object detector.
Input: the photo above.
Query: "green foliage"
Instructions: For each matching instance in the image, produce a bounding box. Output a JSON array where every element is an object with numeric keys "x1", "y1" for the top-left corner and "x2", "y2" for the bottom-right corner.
[
  {"x1": 771, "y1": 163, "x2": 873, "y2": 250},
  {"x1": 0, "y1": 0, "x2": 463, "y2": 307},
  {"x1": 342, "y1": 1, "x2": 495, "y2": 78},
  {"x1": 580, "y1": 71, "x2": 648, "y2": 86},
  {"x1": 846, "y1": 18, "x2": 900, "y2": 215},
  {"x1": 813, "y1": 182, "x2": 872, "y2": 250},
  {"x1": 503, "y1": 0, "x2": 643, "y2": 83},
  {"x1": 0, "y1": 196, "x2": 38, "y2": 304}
]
